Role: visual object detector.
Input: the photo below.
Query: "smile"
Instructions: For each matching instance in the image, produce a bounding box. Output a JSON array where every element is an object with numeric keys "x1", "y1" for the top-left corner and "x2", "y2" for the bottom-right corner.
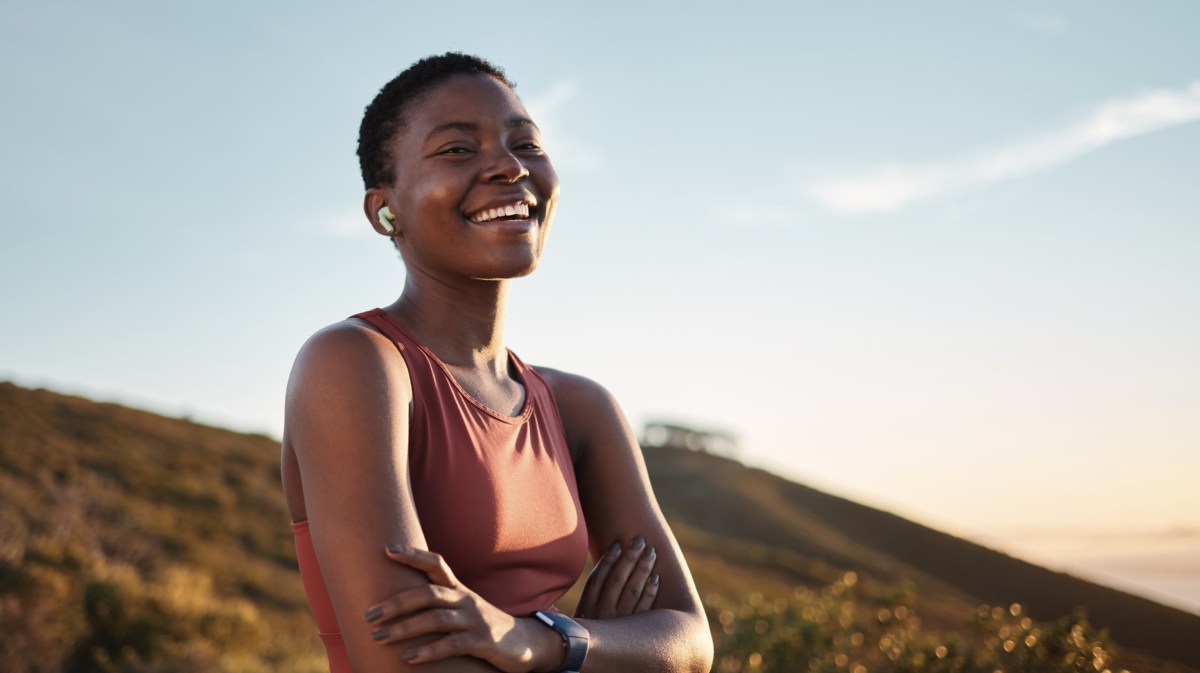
[{"x1": 468, "y1": 202, "x2": 533, "y2": 223}]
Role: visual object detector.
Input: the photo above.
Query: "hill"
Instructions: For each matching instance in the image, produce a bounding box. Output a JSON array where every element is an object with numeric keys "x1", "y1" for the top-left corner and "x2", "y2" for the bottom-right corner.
[
  {"x1": 643, "y1": 446, "x2": 1200, "y2": 671},
  {"x1": 1, "y1": 381, "x2": 1197, "y2": 672},
  {"x1": 0, "y1": 382, "x2": 319, "y2": 672}
]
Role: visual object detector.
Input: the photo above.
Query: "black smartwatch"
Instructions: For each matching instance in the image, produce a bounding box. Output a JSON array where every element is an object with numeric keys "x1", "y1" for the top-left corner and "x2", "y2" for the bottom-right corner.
[{"x1": 531, "y1": 610, "x2": 589, "y2": 673}]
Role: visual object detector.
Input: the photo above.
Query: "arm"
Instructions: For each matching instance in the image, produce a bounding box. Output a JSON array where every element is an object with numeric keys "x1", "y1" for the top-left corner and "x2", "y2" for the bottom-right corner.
[
  {"x1": 539, "y1": 368, "x2": 715, "y2": 673},
  {"x1": 287, "y1": 321, "x2": 550, "y2": 672}
]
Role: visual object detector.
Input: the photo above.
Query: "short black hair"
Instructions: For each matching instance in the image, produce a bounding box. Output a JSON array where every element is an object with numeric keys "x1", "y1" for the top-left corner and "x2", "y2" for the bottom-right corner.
[{"x1": 357, "y1": 53, "x2": 514, "y2": 189}]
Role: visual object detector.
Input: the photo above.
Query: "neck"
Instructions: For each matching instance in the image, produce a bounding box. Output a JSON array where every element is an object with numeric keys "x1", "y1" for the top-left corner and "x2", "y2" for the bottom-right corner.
[{"x1": 387, "y1": 273, "x2": 512, "y2": 375}]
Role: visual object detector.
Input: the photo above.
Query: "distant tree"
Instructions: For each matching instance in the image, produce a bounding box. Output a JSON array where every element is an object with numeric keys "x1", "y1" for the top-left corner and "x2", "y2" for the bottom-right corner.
[{"x1": 642, "y1": 421, "x2": 740, "y2": 456}]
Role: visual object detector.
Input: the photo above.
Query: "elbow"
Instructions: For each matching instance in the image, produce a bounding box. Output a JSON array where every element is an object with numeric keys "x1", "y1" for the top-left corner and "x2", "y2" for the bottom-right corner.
[
  {"x1": 632, "y1": 608, "x2": 714, "y2": 673},
  {"x1": 694, "y1": 627, "x2": 715, "y2": 673},
  {"x1": 681, "y1": 612, "x2": 714, "y2": 673}
]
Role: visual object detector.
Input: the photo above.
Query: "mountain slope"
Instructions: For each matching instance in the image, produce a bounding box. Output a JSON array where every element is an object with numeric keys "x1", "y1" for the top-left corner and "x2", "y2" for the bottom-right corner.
[
  {"x1": 2, "y1": 381, "x2": 1196, "y2": 672},
  {"x1": 0, "y1": 382, "x2": 321, "y2": 672},
  {"x1": 644, "y1": 446, "x2": 1200, "y2": 669}
]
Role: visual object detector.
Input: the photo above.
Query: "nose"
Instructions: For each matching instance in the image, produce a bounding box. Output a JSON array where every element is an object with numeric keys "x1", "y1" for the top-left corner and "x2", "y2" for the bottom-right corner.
[{"x1": 482, "y1": 147, "x2": 529, "y2": 183}]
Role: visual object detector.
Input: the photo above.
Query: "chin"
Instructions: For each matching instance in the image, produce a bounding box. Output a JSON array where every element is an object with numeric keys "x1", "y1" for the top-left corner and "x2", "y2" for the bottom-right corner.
[
  {"x1": 476, "y1": 252, "x2": 542, "y2": 280},
  {"x1": 477, "y1": 263, "x2": 539, "y2": 281}
]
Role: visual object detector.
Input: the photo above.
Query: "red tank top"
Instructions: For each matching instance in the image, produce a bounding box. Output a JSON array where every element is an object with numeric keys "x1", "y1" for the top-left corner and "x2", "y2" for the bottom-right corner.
[{"x1": 292, "y1": 309, "x2": 589, "y2": 673}]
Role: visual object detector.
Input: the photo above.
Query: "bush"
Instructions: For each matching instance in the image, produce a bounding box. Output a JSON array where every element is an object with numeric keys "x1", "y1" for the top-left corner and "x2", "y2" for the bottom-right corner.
[
  {"x1": 1, "y1": 536, "x2": 272, "y2": 673},
  {"x1": 706, "y1": 572, "x2": 1130, "y2": 673}
]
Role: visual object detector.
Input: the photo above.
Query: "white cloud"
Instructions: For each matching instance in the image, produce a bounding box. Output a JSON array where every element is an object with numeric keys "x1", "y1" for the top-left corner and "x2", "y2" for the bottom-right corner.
[
  {"x1": 524, "y1": 79, "x2": 602, "y2": 172},
  {"x1": 808, "y1": 80, "x2": 1200, "y2": 215},
  {"x1": 527, "y1": 79, "x2": 577, "y2": 116}
]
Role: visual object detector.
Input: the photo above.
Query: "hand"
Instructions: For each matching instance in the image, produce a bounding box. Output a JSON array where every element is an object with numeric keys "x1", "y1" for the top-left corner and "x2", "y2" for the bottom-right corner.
[
  {"x1": 574, "y1": 536, "x2": 659, "y2": 619},
  {"x1": 365, "y1": 545, "x2": 563, "y2": 673}
]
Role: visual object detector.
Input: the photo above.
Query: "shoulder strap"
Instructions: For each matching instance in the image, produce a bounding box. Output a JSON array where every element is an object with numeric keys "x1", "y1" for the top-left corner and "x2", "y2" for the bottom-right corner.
[{"x1": 351, "y1": 308, "x2": 409, "y2": 351}]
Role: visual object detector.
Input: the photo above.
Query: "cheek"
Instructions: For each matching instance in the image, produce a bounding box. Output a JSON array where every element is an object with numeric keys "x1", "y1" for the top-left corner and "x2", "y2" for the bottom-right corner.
[
  {"x1": 539, "y1": 201, "x2": 557, "y2": 239},
  {"x1": 402, "y1": 175, "x2": 463, "y2": 221},
  {"x1": 539, "y1": 164, "x2": 561, "y2": 202},
  {"x1": 533, "y1": 166, "x2": 560, "y2": 222},
  {"x1": 425, "y1": 182, "x2": 463, "y2": 215}
]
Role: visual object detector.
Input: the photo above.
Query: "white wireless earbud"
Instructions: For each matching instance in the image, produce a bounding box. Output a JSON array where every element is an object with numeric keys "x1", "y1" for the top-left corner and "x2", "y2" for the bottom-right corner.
[{"x1": 377, "y1": 205, "x2": 396, "y2": 234}]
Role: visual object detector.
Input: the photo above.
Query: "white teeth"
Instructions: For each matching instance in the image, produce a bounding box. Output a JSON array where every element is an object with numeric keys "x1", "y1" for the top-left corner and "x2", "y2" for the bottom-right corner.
[{"x1": 470, "y1": 202, "x2": 532, "y2": 223}]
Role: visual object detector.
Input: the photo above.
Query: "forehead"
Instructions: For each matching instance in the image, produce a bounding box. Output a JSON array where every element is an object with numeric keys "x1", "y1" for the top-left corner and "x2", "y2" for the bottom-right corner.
[{"x1": 404, "y1": 74, "x2": 531, "y2": 136}]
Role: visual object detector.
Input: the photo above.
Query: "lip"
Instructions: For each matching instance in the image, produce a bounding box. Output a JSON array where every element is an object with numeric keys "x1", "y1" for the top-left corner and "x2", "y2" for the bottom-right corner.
[{"x1": 464, "y1": 210, "x2": 539, "y2": 235}]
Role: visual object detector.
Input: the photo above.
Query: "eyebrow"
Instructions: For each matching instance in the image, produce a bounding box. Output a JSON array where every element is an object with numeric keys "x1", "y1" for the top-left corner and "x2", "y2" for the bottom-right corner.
[{"x1": 423, "y1": 116, "x2": 539, "y2": 142}]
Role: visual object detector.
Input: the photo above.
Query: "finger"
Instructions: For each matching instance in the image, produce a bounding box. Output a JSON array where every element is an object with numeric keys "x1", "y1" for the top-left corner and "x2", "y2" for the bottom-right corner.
[
  {"x1": 577, "y1": 541, "x2": 622, "y2": 617},
  {"x1": 400, "y1": 631, "x2": 481, "y2": 664},
  {"x1": 615, "y1": 544, "x2": 656, "y2": 614},
  {"x1": 363, "y1": 584, "x2": 462, "y2": 624},
  {"x1": 598, "y1": 536, "x2": 647, "y2": 615},
  {"x1": 633, "y1": 573, "x2": 660, "y2": 613},
  {"x1": 370, "y1": 607, "x2": 467, "y2": 645},
  {"x1": 385, "y1": 544, "x2": 459, "y2": 588}
]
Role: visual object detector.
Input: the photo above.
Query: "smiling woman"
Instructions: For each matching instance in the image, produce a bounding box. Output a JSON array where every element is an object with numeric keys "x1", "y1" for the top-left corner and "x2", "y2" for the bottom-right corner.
[{"x1": 279, "y1": 53, "x2": 713, "y2": 673}]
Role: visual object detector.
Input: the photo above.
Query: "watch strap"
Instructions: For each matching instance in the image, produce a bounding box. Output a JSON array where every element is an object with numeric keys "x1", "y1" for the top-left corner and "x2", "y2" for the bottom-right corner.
[{"x1": 531, "y1": 610, "x2": 588, "y2": 673}]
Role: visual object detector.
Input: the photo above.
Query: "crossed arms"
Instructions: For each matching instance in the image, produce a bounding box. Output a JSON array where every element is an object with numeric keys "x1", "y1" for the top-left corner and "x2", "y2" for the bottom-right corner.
[{"x1": 283, "y1": 322, "x2": 713, "y2": 672}]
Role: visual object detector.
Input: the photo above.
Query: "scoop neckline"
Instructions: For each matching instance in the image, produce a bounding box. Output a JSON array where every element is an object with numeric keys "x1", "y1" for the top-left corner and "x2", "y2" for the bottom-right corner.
[{"x1": 371, "y1": 309, "x2": 534, "y2": 425}]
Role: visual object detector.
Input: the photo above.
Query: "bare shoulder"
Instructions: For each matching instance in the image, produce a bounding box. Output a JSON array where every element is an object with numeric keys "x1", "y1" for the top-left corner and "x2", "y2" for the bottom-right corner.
[
  {"x1": 292, "y1": 318, "x2": 402, "y2": 374},
  {"x1": 531, "y1": 365, "x2": 631, "y2": 459},
  {"x1": 532, "y1": 365, "x2": 614, "y2": 410},
  {"x1": 288, "y1": 319, "x2": 409, "y2": 397},
  {"x1": 281, "y1": 318, "x2": 414, "y2": 521},
  {"x1": 284, "y1": 318, "x2": 412, "y2": 450}
]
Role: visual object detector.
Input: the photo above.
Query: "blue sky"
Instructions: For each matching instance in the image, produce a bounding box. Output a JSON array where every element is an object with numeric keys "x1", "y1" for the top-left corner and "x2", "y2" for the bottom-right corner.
[{"x1": 3, "y1": 2, "x2": 1198, "y2": 562}]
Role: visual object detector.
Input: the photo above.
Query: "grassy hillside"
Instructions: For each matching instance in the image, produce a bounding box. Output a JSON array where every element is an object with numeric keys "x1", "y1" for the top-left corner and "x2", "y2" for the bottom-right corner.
[
  {"x1": 644, "y1": 447, "x2": 1200, "y2": 672},
  {"x1": 0, "y1": 382, "x2": 322, "y2": 672},
  {"x1": 1, "y1": 381, "x2": 1196, "y2": 672}
]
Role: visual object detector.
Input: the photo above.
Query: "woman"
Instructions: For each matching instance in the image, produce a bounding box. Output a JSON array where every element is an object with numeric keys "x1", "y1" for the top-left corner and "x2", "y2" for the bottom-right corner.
[{"x1": 281, "y1": 53, "x2": 713, "y2": 673}]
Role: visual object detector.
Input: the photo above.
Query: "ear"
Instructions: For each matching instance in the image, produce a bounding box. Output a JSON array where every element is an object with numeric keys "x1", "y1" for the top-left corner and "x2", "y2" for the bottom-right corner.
[{"x1": 364, "y1": 188, "x2": 398, "y2": 237}]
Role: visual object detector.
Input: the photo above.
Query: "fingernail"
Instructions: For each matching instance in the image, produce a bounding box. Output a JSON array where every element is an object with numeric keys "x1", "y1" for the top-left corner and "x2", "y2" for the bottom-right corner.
[
  {"x1": 372, "y1": 628, "x2": 389, "y2": 641},
  {"x1": 631, "y1": 536, "x2": 645, "y2": 550},
  {"x1": 402, "y1": 650, "x2": 419, "y2": 661},
  {"x1": 364, "y1": 606, "x2": 383, "y2": 622},
  {"x1": 386, "y1": 544, "x2": 406, "y2": 554},
  {"x1": 652, "y1": 573, "x2": 660, "y2": 586},
  {"x1": 608, "y1": 542, "x2": 621, "y2": 556},
  {"x1": 647, "y1": 545, "x2": 656, "y2": 558}
]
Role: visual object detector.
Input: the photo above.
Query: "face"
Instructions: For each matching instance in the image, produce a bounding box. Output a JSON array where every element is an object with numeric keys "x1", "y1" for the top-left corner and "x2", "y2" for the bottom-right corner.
[{"x1": 369, "y1": 74, "x2": 560, "y2": 282}]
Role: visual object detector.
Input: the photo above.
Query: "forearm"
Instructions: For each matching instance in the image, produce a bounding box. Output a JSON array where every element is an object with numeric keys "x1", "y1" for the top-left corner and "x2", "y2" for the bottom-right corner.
[
  {"x1": 374, "y1": 633, "x2": 506, "y2": 673},
  {"x1": 576, "y1": 609, "x2": 714, "y2": 673}
]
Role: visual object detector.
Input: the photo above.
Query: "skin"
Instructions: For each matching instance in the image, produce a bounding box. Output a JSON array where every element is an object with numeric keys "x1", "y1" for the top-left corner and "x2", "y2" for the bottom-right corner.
[{"x1": 280, "y1": 73, "x2": 713, "y2": 672}]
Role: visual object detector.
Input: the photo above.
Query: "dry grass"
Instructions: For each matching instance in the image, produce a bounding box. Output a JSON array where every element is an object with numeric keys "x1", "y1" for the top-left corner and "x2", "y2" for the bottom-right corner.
[{"x1": 2, "y1": 381, "x2": 1196, "y2": 672}]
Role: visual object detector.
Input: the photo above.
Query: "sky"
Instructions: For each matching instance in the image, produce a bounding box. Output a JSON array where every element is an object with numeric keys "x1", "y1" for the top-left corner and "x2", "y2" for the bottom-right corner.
[{"x1": 2, "y1": 2, "x2": 1198, "y2": 608}]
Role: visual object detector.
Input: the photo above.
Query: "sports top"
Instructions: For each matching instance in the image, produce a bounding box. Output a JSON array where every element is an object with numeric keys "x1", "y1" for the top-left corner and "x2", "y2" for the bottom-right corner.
[{"x1": 291, "y1": 308, "x2": 589, "y2": 673}]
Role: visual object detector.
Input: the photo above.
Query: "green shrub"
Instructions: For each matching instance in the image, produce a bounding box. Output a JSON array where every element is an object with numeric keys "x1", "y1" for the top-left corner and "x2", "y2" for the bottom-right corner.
[{"x1": 707, "y1": 572, "x2": 1129, "y2": 673}]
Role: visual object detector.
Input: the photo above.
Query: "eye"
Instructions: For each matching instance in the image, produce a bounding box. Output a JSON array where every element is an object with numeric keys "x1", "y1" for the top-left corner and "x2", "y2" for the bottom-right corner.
[
  {"x1": 439, "y1": 146, "x2": 473, "y2": 155},
  {"x1": 514, "y1": 141, "x2": 544, "y2": 153}
]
